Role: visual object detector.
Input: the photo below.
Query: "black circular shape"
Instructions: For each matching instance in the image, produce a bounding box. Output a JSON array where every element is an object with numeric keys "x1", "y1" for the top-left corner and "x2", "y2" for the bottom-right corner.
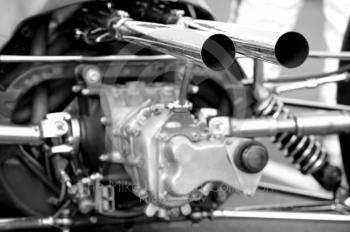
[
  {"x1": 201, "y1": 34, "x2": 236, "y2": 71},
  {"x1": 275, "y1": 31, "x2": 309, "y2": 68},
  {"x1": 234, "y1": 141, "x2": 268, "y2": 174}
]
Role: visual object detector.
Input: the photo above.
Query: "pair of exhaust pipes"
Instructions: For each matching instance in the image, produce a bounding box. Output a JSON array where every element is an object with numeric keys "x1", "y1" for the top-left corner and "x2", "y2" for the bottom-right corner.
[
  {"x1": 107, "y1": 13, "x2": 310, "y2": 71},
  {"x1": 0, "y1": 12, "x2": 310, "y2": 70}
]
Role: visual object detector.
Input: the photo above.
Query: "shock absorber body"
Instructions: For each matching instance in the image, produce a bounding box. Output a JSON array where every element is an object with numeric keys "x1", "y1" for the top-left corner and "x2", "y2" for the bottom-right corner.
[{"x1": 254, "y1": 89, "x2": 342, "y2": 191}]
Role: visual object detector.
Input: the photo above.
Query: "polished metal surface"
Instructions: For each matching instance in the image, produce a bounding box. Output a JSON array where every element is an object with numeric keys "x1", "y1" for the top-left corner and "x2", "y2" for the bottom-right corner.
[
  {"x1": 99, "y1": 83, "x2": 176, "y2": 209},
  {"x1": 99, "y1": 82, "x2": 264, "y2": 210},
  {"x1": 161, "y1": 136, "x2": 263, "y2": 198},
  {"x1": 279, "y1": 96, "x2": 350, "y2": 111},
  {"x1": 0, "y1": 124, "x2": 41, "y2": 145},
  {"x1": 210, "y1": 210, "x2": 350, "y2": 222},
  {"x1": 273, "y1": 74, "x2": 348, "y2": 93},
  {"x1": 0, "y1": 54, "x2": 176, "y2": 63},
  {"x1": 123, "y1": 105, "x2": 263, "y2": 208},
  {"x1": 181, "y1": 18, "x2": 309, "y2": 68},
  {"x1": 109, "y1": 15, "x2": 236, "y2": 71},
  {"x1": 210, "y1": 111, "x2": 350, "y2": 137},
  {"x1": 309, "y1": 51, "x2": 350, "y2": 60},
  {"x1": 0, "y1": 112, "x2": 80, "y2": 157},
  {"x1": 233, "y1": 201, "x2": 336, "y2": 212},
  {"x1": 258, "y1": 182, "x2": 333, "y2": 201},
  {"x1": 0, "y1": 217, "x2": 71, "y2": 230},
  {"x1": 177, "y1": 63, "x2": 194, "y2": 106}
]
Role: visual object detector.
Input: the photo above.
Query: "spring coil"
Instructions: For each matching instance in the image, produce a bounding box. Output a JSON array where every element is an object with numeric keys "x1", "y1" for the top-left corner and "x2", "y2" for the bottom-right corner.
[{"x1": 254, "y1": 95, "x2": 328, "y2": 174}]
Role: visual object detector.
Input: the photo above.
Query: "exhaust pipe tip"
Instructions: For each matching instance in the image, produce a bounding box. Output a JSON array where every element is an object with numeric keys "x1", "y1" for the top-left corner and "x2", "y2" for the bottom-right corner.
[
  {"x1": 201, "y1": 34, "x2": 236, "y2": 71},
  {"x1": 275, "y1": 31, "x2": 309, "y2": 68}
]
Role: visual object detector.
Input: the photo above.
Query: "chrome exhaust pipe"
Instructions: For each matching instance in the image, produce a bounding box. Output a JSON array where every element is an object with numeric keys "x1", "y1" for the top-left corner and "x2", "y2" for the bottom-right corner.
[
  {"x1": 182, "y1": 19, "x2": 309, "y2": 68},
  {"x1": 108, "y1": 16, "x2": 236, "y2": 71}
]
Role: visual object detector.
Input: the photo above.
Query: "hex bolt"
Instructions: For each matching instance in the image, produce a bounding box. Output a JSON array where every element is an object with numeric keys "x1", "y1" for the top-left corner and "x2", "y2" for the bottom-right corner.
[
  {"x1": 212, "y1": 120, "x2": 222, "y2": 129},
  {"x1": 55, "y1": 121, "x2": 65, "y2": 131},
  {"x1": 180, "y1": 204, "x2": 192, "y2": 216},
  {"x1": 85, "y1": 68, "x2": 101, "y2": 84},
  {"x1": 211, "y1": 119, "x2": 225, "y2": 135},
  {"x1": 54, "y1": 120, "x2": 68, "y2": 135}
]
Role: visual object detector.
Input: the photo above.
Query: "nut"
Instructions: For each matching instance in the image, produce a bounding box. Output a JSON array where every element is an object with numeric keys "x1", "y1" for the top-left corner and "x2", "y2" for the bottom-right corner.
[
  {"x1": 85, "y1": 68, "x2": 101, "y2": 84},
  {"x1": 54, "y1": 120, "x2": 68, "y2": 136},
  {"x1": 211, "y1": 120, "x2": 223, "y2": 133},
  {"x1": 180, "y1": 204, "x2": 192, "y2": 216}
]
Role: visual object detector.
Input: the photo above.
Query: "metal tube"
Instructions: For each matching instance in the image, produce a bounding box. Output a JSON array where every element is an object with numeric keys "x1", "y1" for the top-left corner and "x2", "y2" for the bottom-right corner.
[
  {"x1": 253, "y1": 59, "x2": 264, "y2": 85},
  {"x1": 0, "y1": 124, "x2": 41, "y2": 145},
  {"x1": 295, "y1": 111, "x2": 350, "y2": 135},
  {"x1": 182, "y1": 18, "x2": 309, "y2": 68},
  {"x1": 0, "y1": 217, "x2": 55, "y2": 230},
  {"x1": 233, "y1": 201, "x2": 335, "y2": 212},
  {"x1": 279, "y1": 97, "x2": 350, "y2": 111},
  {"x1": 309, "y1": 51, "x2": 350, "y2": 60},
  {"x1": 210, "y1": 111, "x2": 350, "y2": 138},
  {"x1": 258, "y1": 182, "x2": 333, "y2": 201},
  {"x1": 274, "y1": 75, "x2": 347, "y2": 93},
  {"x1": 178, "y1": 63, "x2": 194, "y2": 106},
  {"x1": 0, "y1": 54, "x2": 176, "y2": 63},
  {"x1": 109, "y1": 17, "x2": 236, "y2": 71},
  {"x1": 229, "y1": 117, "x2": 296, "y2": 137},
  {"x1": 211, "y1": 210, "x2": 350, "y2": 222},
  {"x1": 265, "y1": 63, "x2": 350, "y2": 84}
]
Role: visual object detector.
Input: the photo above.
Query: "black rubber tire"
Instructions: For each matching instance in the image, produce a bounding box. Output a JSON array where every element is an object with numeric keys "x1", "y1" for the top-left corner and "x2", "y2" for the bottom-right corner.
[{"x1": 337, "y1": 19, "x2": 350, "y2": 185}]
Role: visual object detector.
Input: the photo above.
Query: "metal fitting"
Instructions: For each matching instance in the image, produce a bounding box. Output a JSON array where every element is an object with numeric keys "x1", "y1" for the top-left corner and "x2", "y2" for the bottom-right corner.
[{"x1": 85, "y1": 68, "x2": 101, "y2": 84}]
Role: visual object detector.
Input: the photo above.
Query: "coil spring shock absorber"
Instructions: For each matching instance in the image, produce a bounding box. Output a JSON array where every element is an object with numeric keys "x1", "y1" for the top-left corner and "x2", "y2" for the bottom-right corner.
[{"x1": 254, "y1": 89, "x2": 342, "y2": 191}]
